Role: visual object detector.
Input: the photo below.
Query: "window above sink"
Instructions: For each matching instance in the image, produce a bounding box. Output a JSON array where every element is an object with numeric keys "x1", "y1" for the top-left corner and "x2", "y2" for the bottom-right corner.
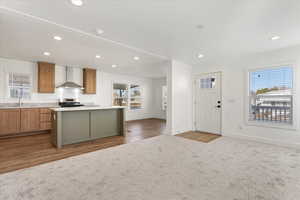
[{"x1": 8, "y1": 73, "x2": 32, "y2": 99}]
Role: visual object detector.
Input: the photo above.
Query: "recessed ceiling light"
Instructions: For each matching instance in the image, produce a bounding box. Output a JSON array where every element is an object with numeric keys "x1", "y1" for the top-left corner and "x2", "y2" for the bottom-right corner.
[
  {"x1": 198, "y1": 54, "x2": 204, "y2": 58},
  {"x1": 133, "y1": 56, "x2": 140, "y2": 60},
  {"x1": 54, "y1": 36, "x2": 62, "y2": 41},
  {"x1": 271, "y1": 36, "x2": 280, "y2": 40},
  {"x1": 95, "y1": 55, "x2": 101, "y2": 59},
  {"x1": 96, "y1": 29, "x2": 104, "y2": 35},
  {"x1": 43, "y1": 52, "x2": 51, "y2": 56},
  {"x1": 196, "y1": 24, "x2": 204, "y2": 29},
  {"x1": 70, "y1": 0, "x2": 83, "y2": 6},
  {"x1": 112, "y1": 64, "x2": 117, "y2": 68}
]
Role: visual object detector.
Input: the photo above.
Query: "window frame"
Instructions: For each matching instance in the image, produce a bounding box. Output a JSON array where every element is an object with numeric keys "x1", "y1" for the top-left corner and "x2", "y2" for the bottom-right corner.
[
  {"x1": 7, "y1": 73, "x2": 32, "y2": 99},
  {"x1": 129, "y1": 84, "x2": 143, "y2": 110},
  {"x1": 112, "y1": 82, "x2": 129, "y2": 107},
  {"x1": 112, "y1": 82, "x2": 143, "y2": 111},
  {"x1": 244, "y1": 62, "x2": 297, "y2": 130}
]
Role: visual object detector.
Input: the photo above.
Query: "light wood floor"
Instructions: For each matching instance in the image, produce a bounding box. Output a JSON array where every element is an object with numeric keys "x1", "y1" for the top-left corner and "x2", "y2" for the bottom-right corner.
[
  {"x1": 176, "y1": 131, "x2": 221, "y2": 143},
  {"x1": 0, "y1": 118, "x2": 166, "y2": 174}
]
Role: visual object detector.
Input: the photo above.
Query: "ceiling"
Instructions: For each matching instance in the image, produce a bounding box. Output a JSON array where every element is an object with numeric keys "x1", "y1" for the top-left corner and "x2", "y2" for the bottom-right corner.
[
  {"x1": 1, "y1": 0, "x2": 300, "y2": 74},
  {"x1": 0, "y1": 6, "x2": 169, "y2": 78}
]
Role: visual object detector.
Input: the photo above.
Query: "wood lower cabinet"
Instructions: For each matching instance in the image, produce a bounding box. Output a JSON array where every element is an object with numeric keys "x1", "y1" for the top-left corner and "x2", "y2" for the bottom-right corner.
[
  {"x1": 40, "y1": 113, "x2": 52, "y2": 122},
  {"x1": 20, "y1": 108, "x2": 40, "y2": 132},
  {"x1": 40, "y1": 109, "x2": 52, "y2": 131},
  {"x1": 40, "y1": 122, "x2": 52, "y2": 130},
  {"x1": 0, "y1": 108, "x2": 53, "y2": 137},
  {"x1": 0, "y1": 109, "x2": 20, "y2": 136}
]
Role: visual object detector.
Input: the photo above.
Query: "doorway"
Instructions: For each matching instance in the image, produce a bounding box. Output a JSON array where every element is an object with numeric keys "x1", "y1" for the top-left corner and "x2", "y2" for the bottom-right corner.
[{"x1": 194, "y1": 72, "x2": 222, "y2": 135}]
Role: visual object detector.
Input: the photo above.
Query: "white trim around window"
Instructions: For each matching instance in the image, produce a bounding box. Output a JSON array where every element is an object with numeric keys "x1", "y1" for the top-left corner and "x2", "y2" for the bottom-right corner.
[{"x1": 244, "y1": 62, "x2": 298, "y2": 130}]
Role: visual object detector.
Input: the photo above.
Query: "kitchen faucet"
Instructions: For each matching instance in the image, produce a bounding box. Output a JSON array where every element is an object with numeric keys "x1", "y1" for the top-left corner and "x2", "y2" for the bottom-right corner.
[{"x1": 18, "y1": 95, "x2": 22, "y2": 107}]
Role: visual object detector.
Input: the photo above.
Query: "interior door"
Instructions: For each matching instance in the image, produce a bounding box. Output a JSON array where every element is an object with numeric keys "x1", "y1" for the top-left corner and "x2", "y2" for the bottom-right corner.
[{"x1": 195, "y1": 72, "x2": 222, "y2": 135}]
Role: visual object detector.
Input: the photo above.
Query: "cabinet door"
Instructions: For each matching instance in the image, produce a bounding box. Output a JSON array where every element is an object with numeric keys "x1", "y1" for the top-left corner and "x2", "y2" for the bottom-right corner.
[
  {"x1": 61, "y1": 111, "x2": 90, "y2": 145},
  {"x1": 83, "y1": 68, "x2": 96, "y2": 94},
  {"x1": 20, "y1": 109, "x2": 40, "y2": 132},
  {"x1": 90, "y1": 109, "x2": 121, "y2": 139},
  {"x1": 38, "y1": 62, "x2": 55, "y2": 93},
  {"x1": 0, "y1": 109, "x2": 20, "y2": 135}
]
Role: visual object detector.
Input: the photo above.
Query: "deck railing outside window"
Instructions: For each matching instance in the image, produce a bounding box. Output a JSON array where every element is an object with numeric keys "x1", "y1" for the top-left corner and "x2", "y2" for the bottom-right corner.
[{"x1": 250, "y1": 95, "x2": 292, "y2": 124}]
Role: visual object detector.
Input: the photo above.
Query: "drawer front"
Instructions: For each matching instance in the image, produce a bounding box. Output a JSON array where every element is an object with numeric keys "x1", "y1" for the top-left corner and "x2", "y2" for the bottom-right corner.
[
  {"x1": 40, "y1": 113, "x2": 52, "y2": 122},
  {"x1": 40, "y1": 108, "x2": 51, "y2": 114},
  {"x1": 40, "y1": 122, "x2": 52, "y2": 130}
]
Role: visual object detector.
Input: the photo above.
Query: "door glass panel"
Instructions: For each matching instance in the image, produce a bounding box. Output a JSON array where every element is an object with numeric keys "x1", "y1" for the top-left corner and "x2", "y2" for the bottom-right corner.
[{"x1": 199, "y1": 77, "x2": 216, "y2": 89}]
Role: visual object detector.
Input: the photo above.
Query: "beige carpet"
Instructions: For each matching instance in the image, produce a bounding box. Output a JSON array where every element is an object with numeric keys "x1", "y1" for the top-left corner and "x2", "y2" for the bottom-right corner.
[{"x1": 0, "y1": 135, "x2": 300, "y2": 200}]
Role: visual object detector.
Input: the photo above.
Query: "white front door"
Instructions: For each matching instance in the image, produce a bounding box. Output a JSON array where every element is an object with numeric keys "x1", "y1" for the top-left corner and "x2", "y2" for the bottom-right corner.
[{"x1": 194, "y1": 72, "x2": 222, "y2": 135}]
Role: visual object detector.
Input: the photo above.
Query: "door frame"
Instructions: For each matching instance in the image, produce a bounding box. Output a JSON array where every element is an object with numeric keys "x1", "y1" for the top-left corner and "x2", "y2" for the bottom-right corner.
[{"x1": 192, "y1": 71, "x2": 223, "y2": 135}]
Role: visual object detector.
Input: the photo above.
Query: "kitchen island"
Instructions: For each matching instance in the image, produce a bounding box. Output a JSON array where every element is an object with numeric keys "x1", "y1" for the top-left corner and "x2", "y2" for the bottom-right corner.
[{"x1": 51, "y1": 106, "x2": 125, "y2": 148}]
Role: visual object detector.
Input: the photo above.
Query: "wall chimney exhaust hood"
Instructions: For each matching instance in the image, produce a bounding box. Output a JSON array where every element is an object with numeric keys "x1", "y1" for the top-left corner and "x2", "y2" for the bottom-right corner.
[{"x1": 56, "y1": 66, "x2": 84, "y2": 89}]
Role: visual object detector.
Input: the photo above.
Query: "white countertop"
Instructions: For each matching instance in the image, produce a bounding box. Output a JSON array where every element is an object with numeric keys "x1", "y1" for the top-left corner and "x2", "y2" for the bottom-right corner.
[
  {"x1": 0, "y1": 103, "x2": 59, "y2": 109},
  {"x1": 51, "y1": 106, "x2": 126, "y2": 112},
  {"x1": 0, "y1": 106, "x2": 59, "y2": 109}
]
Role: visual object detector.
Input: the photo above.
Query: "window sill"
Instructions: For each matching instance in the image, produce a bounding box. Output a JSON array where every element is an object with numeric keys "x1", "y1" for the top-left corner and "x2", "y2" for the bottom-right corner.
[
  {"x1": 129, "y1": 108, "x2": 143, "y2": 111},
  {"x1": 245, "y1": 120, "x2": 296, "y2": 130}
]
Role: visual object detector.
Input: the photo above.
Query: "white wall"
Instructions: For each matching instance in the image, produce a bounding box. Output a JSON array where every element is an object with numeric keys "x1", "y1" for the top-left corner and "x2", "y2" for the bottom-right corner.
[
  {"x1": 193, "y1": 45, "x2": 300, "y2": 147},
  {"x1": 152, "y1": 77, "x2": 167, "y2": 120},
  {"x1": 0, "y1": 57, "x2": 157, "y2": 121},
  {"x1": 167, "y1": 60, "x2": 193, "y2": 134}
]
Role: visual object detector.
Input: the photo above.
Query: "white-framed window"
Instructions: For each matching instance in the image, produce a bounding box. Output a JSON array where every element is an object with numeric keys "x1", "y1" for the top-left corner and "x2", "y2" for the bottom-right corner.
[
  {"x1": 129, "y1": 84, "x2": 142, "y2": 110},
  {"x1": 112, "y1": 83, "x2": 143, "y2": 110},
  {"x1": 8, "y1": 73, "x2": 32, "y2": 99},
  {"x1": 246, "y1": 65, "x2": 294, "y2": 128}
]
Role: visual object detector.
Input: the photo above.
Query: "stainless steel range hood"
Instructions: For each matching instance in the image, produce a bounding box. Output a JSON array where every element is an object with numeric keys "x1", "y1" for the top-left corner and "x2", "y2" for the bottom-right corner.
[
  {"x1": 56, "y1": 66, "x2": 83, "y2": 89},
  {"x1": 56, "y1": 81, "x2": 83, "y2": 89}
]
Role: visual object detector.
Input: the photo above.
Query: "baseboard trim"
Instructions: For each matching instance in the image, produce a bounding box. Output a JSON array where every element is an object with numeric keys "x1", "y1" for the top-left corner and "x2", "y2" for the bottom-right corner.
[
  {"x1": 225, "y1": 133, "x2": 300, "y2": 149},
  {"x1": 0, "y1": 130, "x2": 50, "y2": 139},
  {"x1": 170, "y1": 130, "x2": 194, "y2": 135},
  {"x1": 126, "y1": 118, "x2": 166, "y2": 122}
]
